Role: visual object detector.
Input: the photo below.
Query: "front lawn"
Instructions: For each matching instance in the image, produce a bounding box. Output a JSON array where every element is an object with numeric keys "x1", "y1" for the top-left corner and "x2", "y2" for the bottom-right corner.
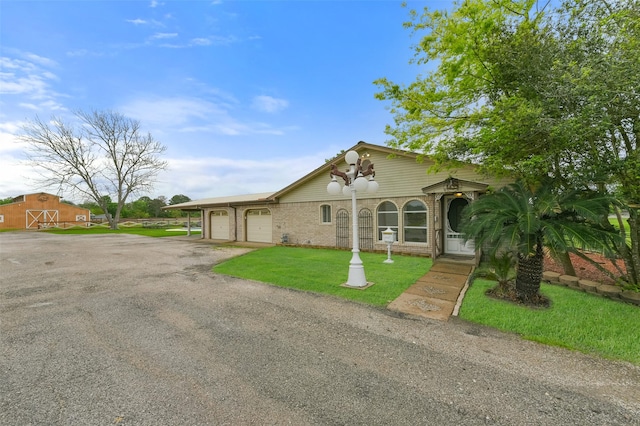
[
  {"x1": 214, "y1": 246, "x2": 639, "y2": 365},
  {"x1": 213, "y1": 246, "x2": 431, "y2": 306},
  {"x1": 459, "y1": 279, "x2": 640, "y2": 365}
]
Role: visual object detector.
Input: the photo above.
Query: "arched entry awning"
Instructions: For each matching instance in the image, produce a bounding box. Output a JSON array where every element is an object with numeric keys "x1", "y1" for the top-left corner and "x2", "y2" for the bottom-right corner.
[{"x1": 422, "y1": 178, "x2": 489, "y2": 261}]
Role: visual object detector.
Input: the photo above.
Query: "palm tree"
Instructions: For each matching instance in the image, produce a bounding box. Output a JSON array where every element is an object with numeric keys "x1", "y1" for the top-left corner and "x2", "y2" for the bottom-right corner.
[{"x1": 462, "y1": 181, "x2": 618, "y2": 302}]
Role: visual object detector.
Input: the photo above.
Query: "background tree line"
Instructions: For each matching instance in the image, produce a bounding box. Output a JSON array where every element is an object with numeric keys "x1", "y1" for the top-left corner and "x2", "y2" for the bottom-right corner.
[
  {"x1": 0, "y1": 194, "x2": 191, "y2": 219},
  {"x1": 76, "y1": 194, "x2": 192, "y2": 219}
]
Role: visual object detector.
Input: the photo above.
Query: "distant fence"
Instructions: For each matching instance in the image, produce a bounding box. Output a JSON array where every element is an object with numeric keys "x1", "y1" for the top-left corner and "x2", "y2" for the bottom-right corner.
[
  {"x1": 35, "y1": 221, "x2": 91, "y2": 229},
  {"x1": 38, "y1": 218, "x2": 202, "y2": 230}
]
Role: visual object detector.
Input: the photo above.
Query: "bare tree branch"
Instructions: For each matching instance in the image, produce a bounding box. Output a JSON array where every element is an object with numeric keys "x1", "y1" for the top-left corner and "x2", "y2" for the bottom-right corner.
[{"x1": 20, "y1": 110, "x2": 167, "y2": 229}]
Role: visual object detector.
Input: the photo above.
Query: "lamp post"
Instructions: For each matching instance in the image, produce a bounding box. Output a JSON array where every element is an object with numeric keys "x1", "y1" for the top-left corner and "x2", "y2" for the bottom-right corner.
[{"x1": 327, "y1": 150, "x2": 379, "y2": 287}]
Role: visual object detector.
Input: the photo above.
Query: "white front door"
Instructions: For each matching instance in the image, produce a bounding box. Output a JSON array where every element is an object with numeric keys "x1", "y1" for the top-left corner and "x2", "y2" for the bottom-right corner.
[{"x1": 444, "y1": 196, "x2": 475, "y2": 255}]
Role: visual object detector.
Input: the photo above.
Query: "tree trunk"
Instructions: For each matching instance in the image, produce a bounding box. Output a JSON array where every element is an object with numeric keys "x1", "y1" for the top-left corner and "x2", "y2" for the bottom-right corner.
[
  {"x1": 615, "y1": 206, "x2": 639, "y2": 287},
  {"x1": 627, "y1": 206, "x2": 640, "y2": 287},
  {"x1": 516, "y1": 244, "x2": 544, "y2": 301},
  {"x1": 106, "y1": 213, "x2": 117, "y2": 230},
  {"x1": 556, "y1": 251, "x2": 576, "y2": 276}
]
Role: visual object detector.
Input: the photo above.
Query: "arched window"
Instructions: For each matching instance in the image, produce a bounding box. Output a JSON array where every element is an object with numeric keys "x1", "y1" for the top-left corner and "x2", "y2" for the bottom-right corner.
[
  {"x1": 377, "y1": 201, "x2": 398, "y2": 241},
  {"x1": 403, "y1": 200, "x2": 427, "y2": 243}
]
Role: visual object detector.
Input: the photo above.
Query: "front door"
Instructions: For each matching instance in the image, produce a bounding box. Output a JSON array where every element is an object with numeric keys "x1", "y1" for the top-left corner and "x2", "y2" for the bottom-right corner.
[{"x1": 444, "y1": 196, "x2": 474, "y2": 255}]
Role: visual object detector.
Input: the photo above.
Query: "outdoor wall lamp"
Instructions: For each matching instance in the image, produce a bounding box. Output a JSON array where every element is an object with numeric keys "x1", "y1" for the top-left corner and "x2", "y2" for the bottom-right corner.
[{"x1": 327, "y1": 150, "x2": 378, "y2": 287}]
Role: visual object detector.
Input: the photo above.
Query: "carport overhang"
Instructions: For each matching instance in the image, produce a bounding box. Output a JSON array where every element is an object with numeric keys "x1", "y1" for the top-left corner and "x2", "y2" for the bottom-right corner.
[{"x1": 162, "y1": 193, "x2": 276, "y2": 240}]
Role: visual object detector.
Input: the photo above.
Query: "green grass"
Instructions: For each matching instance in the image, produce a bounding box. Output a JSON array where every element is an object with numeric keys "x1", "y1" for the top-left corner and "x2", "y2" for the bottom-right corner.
[
  {"x1": 41, "y1": 225, "x2": 200, "y2": 238},
  {"x1": 213, "y1": 246, "x2": 431, "y2": 306},
  {"x1": 460, "y1": 279, "x2": 640, "y2": 365}
]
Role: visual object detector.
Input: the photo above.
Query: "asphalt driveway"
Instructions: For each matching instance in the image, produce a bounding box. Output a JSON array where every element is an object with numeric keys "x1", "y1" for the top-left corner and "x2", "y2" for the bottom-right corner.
[{"x1": 1, "y1": 232, "x2": 639, "y2": 425}]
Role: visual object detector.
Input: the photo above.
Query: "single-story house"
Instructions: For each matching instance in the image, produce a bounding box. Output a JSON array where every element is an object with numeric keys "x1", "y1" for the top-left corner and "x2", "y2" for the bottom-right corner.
[
  {"x1": 164, "y1": 141, "x2": 512, "y2": 260},
  {"x1": 0, "y1": 192, "x2": 91, "y2": 230}
]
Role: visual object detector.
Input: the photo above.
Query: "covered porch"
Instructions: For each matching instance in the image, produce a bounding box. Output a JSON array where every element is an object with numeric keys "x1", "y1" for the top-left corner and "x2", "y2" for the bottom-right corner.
[{"x1": 423, "y1": 177, "x2": 489, "y2": 264}]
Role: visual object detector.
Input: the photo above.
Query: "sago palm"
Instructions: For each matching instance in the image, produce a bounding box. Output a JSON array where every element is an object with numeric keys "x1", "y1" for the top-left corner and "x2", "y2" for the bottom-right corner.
[{"x1": 461, "y1": 181, "x2": 617, "y2": 302}]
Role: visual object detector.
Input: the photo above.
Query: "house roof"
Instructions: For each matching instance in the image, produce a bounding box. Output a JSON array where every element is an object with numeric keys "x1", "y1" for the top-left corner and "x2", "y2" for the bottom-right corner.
[
  {"x1": 164, "y1": 141, "x2": 415, "y2": 211},
  {"x1": 163, "y1": 192, "x2": 276, "y2": 210},
  {"x1": 164, "y1": 141, "x2": 497, "y2": 211},
  {"x1": 270, "y1": 141, "x2": 416, "y2": 200}
]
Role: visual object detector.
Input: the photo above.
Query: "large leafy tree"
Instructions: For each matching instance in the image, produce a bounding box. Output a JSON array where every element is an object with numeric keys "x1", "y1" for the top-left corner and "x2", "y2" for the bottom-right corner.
[
  {"x1": 169, "y1": 194, "x2": 191, "y2": 206},
  {"x1": 21, "y1": 110, "x2": 168, "y2": 230},
  {"x1": 462, "y1": 182, "x2": 619, "y2": 301},
  {"x1": 555, "y1": 0, "x2": 640, "y2": 287},
  {"x1": 375, "y1": 0, "x2": 639, "y2": 286}
]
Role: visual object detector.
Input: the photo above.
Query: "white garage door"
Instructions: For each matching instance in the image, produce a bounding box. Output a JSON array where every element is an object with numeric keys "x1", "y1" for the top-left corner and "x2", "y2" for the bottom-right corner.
[
  {"x1": 246, "y1": 209, "x2": 272, "y2": 243},
  {"x1": 210, "y1": 210, "x2": 229, "y2": 240}
]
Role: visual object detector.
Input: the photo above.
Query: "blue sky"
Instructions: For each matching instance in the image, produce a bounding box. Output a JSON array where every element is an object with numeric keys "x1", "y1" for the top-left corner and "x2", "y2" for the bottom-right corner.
[{"x1": 1, "y1": 0, "x2": 444, "y2": 203}]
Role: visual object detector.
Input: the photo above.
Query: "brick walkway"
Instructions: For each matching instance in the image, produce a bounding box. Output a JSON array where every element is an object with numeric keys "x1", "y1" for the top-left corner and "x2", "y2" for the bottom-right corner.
[{"x1": 388, "y1": 261, "x2": 474, "y2": 321}]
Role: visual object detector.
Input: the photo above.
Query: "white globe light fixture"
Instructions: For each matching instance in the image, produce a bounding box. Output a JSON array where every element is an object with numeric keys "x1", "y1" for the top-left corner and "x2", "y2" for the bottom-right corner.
[
  {"x1": 367, "y1": 176, "x2": 379, "y2": 193},
  {"x1": 344, "y1": 150, "x2": 360, "y2": 165},
  {"x1": 327, "y1": 150, "x2": 379, "y2": 288},
  {"x1": 327, "y1": 177, "x2": 342, "y2": 196},
  {"x1": 354, "y1": 174, "x2": 369, "y2": 192}
]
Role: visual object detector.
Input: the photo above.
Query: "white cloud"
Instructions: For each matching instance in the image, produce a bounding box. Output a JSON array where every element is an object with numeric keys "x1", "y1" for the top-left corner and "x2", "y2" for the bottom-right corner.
[
  {"x1": 0, "y1": 54, "x2": 66, "y2": 112},
  {"x1": 207, "y1": 35, "x2": 238, "y2": 45},
  {"x1": 0, "y1": 154, "x2": 34, "y2": 197},
  {"x1": 151, "y1": 32, "x2": 178, "y2": 40},
  {"x1": 251, "y1": 95, "x2": 289, "y2": 113},
  {"x1": 0, "y1": 121, "x2": 35, "y2": 197},
  {"x1": 126, "y1": 18, "x2": 147, "y2": 25},
  {"x1": 190, "y1": 38, "x2": 212, "y2": 46},
  {"x1": 0, "y1": 57, "x2": 57, "y2": 96},
  {"x1": 159, "y1": 35, "x2": 238, "y2": 48},
  {"x1": 66, "y1": 49, "x2": 89, "y2": 57},
  {"x1": 0, "y1": 121, "x2": 28, "y2": 153},
  {"x1": 120, "y1": 97, "x2": 225, "y2": 128},
  {"x1": 22, "y1": 53, "x2": 58, "y2": 68},
  {"x1": 119, "y1": 95, "x2": 290, "y2": 137},
  {"x1": 155, "y1": 151, "x2": 326, "y2": 199}
]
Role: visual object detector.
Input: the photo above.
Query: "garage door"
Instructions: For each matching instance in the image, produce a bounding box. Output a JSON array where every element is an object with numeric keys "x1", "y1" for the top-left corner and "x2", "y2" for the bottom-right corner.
[
  {"x1": 246, "y1": 209, "x2": 272, "y2": 243},
  {"x1": 210, "y1": 210, "x2": 229, "y2": 240}
]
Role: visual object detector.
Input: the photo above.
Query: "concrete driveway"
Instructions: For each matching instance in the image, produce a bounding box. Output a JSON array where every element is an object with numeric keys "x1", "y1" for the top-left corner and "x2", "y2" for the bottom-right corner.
[{"x1": 1, "y1": 232, "x2": 639, "y2": 425}]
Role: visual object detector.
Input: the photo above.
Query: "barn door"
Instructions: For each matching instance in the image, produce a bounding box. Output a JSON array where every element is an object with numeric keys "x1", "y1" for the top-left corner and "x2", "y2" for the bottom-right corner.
[{"x1": 26, "y1": 210, "x2": 58, "y2": 229}]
